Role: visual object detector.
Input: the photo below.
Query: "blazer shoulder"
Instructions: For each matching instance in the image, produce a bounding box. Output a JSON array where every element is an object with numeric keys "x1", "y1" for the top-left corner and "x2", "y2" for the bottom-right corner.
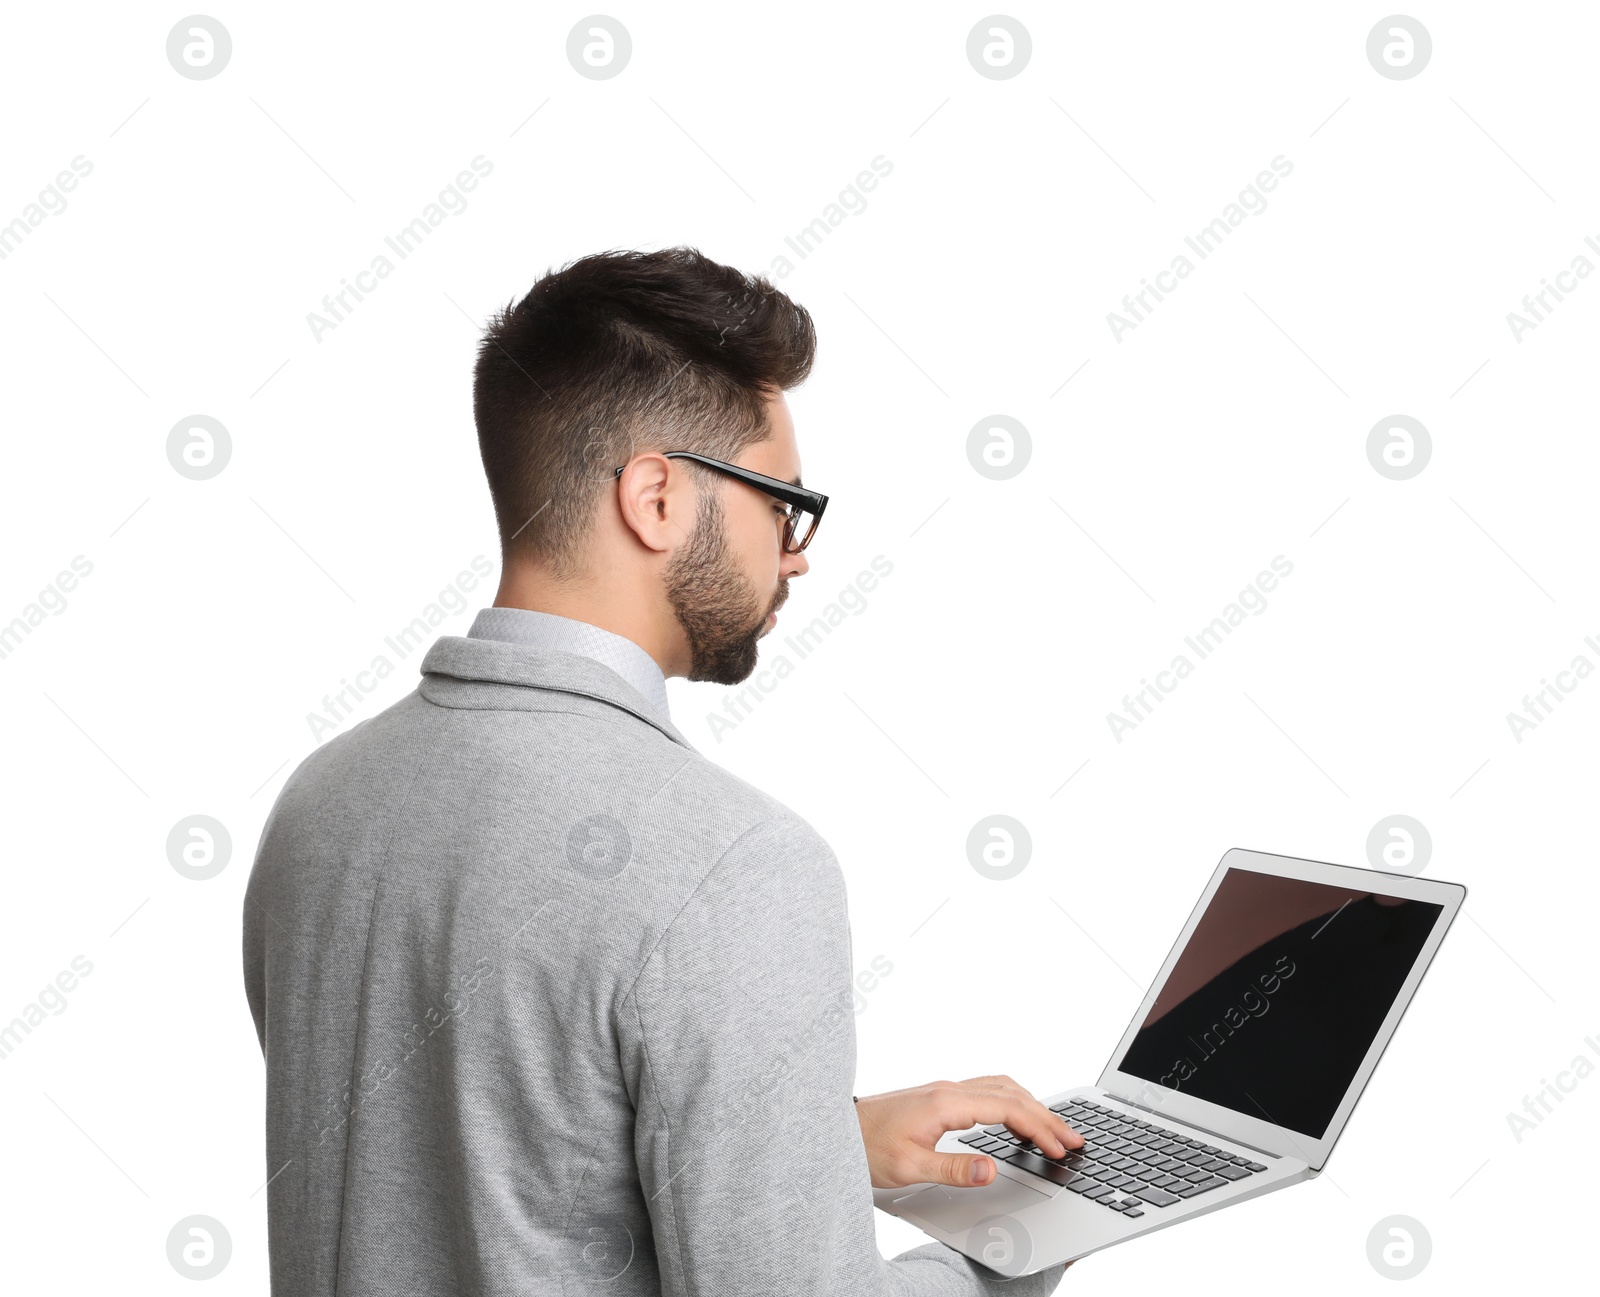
[{"x1": 665, "y1": 746, "x2": 829, "y2": 844}]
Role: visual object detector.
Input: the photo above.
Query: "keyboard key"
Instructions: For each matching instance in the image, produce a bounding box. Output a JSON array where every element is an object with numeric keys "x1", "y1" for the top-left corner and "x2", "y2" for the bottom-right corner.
[
  {"x1": 1215, "y1": 1166, "x2": 1252, "y2": 1181},
  {"x1": 1245, "y1": 1162, "x2": 1268, "y2": 1173},
  {"x1": 982, "y1": 1125, "x2": 1008, "y2": 1136},
  {"x1": 1189, "y1": 1176, "x2": 1228, "y2": 1193},
  {"x1": 1004, "y1": 1150, "x2": 1082, "y2": 1189},
  {"x1": 1064, "y1": 1178, "x2": 1096, "y2": 1194},
  {"x1": 1123, "y1": 1207, "x2": 1145, "y2": 1218},
  {"x1": 1084, "y1": 1185, "x2": 1114, "y2": 1200},
  {"x1": 1133, "y1": 1187, "x2": 1181, "y2": 1207},
  {"x1": 959, "y1": 1131, "x2": 986, "y2": 1144}
]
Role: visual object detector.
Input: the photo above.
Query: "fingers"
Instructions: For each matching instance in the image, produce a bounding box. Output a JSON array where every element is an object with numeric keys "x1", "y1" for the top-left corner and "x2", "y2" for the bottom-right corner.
[
  {"x1": 915, "y1": 1149, "x2": 998, "y2": 1188},
  {"x1": 948, "y1": 1081, "x2": 1082, "y2": 1158},
  {"x1": 1006, "y1": 1105, "x2": 1082, "y2": 1159}
]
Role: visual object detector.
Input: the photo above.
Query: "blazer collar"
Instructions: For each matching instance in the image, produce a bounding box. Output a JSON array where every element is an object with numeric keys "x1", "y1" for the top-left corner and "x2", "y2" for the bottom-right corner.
[{"x1": 418, "y1": 634, "x2": 694, "y2": 750}]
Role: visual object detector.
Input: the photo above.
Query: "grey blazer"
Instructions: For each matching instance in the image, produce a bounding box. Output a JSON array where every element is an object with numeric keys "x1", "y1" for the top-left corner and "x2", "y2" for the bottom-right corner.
[{"x1": 244, "y1": 633, "x2": 1062, "y2": 1295}]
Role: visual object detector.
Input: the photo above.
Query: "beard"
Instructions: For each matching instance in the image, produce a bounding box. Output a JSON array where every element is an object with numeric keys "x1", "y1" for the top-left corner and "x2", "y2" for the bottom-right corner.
[{"x1": 664, "y1": 491, "x2": 787, "y2": 685}]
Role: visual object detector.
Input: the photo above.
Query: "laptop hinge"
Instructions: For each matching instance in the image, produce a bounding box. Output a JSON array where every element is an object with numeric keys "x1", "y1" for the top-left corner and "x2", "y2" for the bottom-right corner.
[{"x1": 1103, "y1": 1091, "x2": 1282, "y2": 1160}]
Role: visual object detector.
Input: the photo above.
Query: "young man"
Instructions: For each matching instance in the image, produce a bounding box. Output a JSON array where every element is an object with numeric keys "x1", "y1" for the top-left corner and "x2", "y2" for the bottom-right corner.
[{"x1": 244, "y1": 247, "x2": 1079, "y2": 1294}]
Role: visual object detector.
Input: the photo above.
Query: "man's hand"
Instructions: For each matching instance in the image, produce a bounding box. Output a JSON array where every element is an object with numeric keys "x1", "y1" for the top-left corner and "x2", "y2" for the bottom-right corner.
[{"x1": 854, "y1": 1075, "x2": 1083, "y2": 1189}]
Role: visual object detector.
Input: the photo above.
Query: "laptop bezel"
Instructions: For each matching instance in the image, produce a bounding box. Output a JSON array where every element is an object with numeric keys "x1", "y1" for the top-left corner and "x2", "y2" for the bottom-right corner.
[{"x1": 1095, "y1": 847, "x2": 1465, "y2": 1171}]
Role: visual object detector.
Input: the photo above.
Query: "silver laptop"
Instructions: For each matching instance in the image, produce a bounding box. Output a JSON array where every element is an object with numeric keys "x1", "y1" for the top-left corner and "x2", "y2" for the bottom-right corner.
[{"x1": 874, "y1": 847, "x2": 1465, "y2": 1276}]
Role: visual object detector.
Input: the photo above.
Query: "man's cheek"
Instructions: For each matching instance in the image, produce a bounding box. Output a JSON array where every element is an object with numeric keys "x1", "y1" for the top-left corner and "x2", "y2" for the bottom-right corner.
[{"x1": 747, "y1": 537, "x2": 782, "y2": 596}]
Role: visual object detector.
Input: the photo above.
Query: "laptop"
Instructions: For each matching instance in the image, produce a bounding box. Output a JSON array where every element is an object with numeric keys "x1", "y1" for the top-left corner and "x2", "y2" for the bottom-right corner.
[{"x1": 873, "y1": 847, "x2": 1465, "y2": 1276}]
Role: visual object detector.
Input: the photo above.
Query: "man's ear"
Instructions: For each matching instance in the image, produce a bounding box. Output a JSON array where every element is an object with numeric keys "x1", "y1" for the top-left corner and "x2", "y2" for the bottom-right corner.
[{"x1": 615, "y1": 453, "x2": 694, "y2": 554}]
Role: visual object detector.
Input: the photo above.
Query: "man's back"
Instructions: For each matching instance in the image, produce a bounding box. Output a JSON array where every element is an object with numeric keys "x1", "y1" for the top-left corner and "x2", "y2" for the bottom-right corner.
[{"x1": 244, "y1": 634, "x2": 1052, "y2": 1294}]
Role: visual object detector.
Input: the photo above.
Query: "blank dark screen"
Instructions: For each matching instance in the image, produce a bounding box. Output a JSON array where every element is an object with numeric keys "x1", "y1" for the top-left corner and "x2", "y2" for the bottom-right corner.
[{"x1": 1118, "y1": 868, "x2": 1443, "y2": 1138}]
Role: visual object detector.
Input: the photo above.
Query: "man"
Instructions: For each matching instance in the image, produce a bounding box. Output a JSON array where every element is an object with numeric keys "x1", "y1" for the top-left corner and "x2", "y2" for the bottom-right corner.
[{"x1": 244, "y1": 247, "x2": 1079, "y2": 1294}]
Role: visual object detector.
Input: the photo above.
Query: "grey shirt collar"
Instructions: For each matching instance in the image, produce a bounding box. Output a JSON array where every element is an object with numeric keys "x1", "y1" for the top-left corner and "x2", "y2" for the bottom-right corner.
[{"x1": 466, "y1": 607, "x2": 671, "y2": 723}]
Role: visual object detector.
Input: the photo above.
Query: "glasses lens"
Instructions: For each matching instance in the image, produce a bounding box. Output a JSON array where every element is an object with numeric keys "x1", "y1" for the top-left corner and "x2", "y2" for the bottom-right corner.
[{"x1": 784, "y1": 506, "x2": 817, "y2": 553}]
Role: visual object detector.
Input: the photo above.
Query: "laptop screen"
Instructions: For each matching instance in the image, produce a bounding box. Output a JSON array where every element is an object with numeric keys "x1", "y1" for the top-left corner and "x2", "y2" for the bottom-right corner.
[{"x1": 1117, "y1": 866, "x2": 1444, "y2": 1139}]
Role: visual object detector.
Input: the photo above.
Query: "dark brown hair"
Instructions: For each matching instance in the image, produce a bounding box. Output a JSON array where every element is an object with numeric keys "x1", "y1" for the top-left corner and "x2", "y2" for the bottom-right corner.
[{"x1": 473, "y1": 247, "x2": 817, "y2": 574}]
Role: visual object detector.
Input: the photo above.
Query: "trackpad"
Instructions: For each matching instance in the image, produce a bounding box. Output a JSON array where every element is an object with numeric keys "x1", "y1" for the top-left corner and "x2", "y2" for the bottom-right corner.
[{"x1": 893, "y1": 1176, "x2": 1052, "y2": 1233}]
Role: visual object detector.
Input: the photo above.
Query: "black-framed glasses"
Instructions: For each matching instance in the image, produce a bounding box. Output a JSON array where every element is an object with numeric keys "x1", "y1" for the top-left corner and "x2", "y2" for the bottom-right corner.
[{"x1": 612, "y1": 450, "x2": 828, "y2": 553}]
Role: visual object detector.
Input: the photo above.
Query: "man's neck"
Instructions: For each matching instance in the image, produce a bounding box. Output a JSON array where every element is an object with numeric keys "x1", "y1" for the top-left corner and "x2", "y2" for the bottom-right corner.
[{"x1": 492, "y1": 566, "x2": 684, "y2": 677}]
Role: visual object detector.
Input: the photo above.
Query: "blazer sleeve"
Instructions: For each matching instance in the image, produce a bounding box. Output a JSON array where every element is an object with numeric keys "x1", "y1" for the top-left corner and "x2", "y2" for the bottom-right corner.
[{"x1": 619, "y1": 814, "x2": 1066, "y2": 1296}]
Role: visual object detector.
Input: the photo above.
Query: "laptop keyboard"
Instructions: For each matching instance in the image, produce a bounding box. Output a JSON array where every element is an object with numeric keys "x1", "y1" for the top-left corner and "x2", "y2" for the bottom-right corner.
[{"x1": 959, "y1": 1098, "x2": 1268, "y2": 1219}]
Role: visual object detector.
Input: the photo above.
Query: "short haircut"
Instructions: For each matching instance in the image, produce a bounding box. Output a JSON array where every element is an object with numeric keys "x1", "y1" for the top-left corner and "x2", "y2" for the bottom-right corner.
[{"x1": 473, "y1": 247, "x2": 817, "y2": 574}]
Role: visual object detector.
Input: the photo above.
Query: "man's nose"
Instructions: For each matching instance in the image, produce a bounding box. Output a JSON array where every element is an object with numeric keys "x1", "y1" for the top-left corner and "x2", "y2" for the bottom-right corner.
[{"x1": 783, "y1": 548, "x2": 810, "y2": 579}]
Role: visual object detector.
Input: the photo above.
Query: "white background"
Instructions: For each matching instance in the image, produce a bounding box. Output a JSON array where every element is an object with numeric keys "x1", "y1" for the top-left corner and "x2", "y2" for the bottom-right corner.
[{"x1": 1, "y1": 2, "x2": 1595, "y2": 1290}]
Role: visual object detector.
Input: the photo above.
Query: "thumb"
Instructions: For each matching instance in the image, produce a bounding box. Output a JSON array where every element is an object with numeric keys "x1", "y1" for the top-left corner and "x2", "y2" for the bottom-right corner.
[{"x1": 918, "y1": 1149, "x2": 997, "y2": 1187}]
